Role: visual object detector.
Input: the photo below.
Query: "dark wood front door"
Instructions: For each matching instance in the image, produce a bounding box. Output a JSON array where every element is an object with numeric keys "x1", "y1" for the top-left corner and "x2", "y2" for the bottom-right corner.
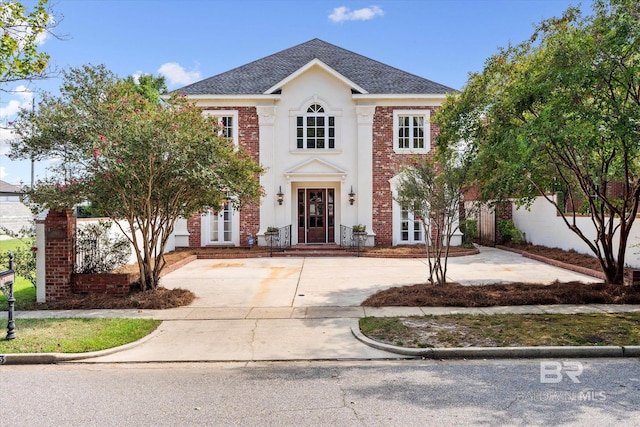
[{"x1": 298, "y1": 188, "x2": 335, "y2": 244}]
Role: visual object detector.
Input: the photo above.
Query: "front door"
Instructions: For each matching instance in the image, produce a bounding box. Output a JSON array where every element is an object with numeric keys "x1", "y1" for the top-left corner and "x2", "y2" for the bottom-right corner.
[{"x1": 298, "y1": 188, "x2": 335, "y2": 243}]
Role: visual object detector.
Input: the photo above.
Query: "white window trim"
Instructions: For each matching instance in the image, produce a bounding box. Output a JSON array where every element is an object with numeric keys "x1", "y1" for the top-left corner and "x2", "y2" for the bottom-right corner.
[
  {"x1": 289, "y1": 100, "x2": 342, "y2": 152},
  {"x1": 398, "y1": 204, "x2": 425, "y2": 245},
  {"x1": 393, "y1": 109, "x2": 430, "y2": 154},
  {"x1": 203, "y1": 110, "x2": 239, "y2": 148},
  {"x1": 203, "y1": 205, "x2": 240, "y2": 246},
  {"x1": 390, "y1": 173, "x2": 429, "y2": 246}
]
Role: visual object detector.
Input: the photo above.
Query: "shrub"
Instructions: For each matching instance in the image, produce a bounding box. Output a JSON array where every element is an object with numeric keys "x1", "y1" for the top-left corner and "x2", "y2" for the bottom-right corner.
[
  {"x1": 0, "y1": 246, "x2": 37, "y2": 287},
  {"x1": 460, "y1": 219, "x2": 478, "y2": 243},
  {"x1": 498, "y1": 219, "x2": 523, "y2": 244},
  {"x1": 76, "y1": 221, "x2": 130, "y2": 273}
]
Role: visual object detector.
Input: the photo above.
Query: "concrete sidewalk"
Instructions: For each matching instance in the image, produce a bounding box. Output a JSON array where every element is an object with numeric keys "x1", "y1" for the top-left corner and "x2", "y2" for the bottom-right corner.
[{"x1": 6, "y1": 246, "x2": 638, "y2": 364}]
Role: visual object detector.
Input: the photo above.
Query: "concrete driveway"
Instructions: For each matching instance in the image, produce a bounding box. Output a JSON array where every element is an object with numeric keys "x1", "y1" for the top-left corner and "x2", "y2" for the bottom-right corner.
[
  {"x1": 158, "y1": 247, "x2": 597, "y2": 308},
  {"x1": 78, "y1": 247, "x2": 598, "y2": 363}
]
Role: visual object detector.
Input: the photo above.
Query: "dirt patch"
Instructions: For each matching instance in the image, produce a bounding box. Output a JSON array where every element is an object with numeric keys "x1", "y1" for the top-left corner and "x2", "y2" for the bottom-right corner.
[
  {"x1": 30, "y1": 287, "x2": 195, "y2": 310},
  {"x1": 362, "y1": 281, "x2": 640, "y2": 307}
]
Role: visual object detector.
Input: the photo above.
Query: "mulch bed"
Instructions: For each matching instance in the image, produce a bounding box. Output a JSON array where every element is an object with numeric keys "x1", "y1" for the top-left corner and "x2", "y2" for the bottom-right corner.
[
  {"x1": 32, "y1": 243, "x2": 634, "y2": 310},
  {"x1": 29, "y1": 287, "x2": 195, "y2": 310},
  {"x1": 362, "y1": 281, "x2": 640, "y2": 307},
  {"x1": 501, "y1": 242, "x2": 602, "y2": 271}
]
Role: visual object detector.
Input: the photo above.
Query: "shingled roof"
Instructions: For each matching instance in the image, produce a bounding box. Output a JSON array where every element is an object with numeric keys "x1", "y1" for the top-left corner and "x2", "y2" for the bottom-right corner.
[
  {"x1": 0, "y1": 180, "x2": 22, "y2": 196},
  {"x1": 178, "y1": 38, "x2": 456, "y2": 96}
]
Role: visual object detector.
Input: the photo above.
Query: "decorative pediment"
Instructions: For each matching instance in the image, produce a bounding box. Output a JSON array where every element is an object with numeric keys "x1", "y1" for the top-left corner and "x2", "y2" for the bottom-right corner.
[
  {"x1": 265, "y1": 59, "x2": 368, "y2": 95},
  {"x1": 284, "y1": 158, "x2": 348, "y2": 182}
]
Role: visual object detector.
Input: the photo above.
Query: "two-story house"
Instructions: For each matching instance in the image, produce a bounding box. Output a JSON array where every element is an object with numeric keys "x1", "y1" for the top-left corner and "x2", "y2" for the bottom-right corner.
[{"x1": 175, "y1": 38, "x2": 457, "y2": 248}]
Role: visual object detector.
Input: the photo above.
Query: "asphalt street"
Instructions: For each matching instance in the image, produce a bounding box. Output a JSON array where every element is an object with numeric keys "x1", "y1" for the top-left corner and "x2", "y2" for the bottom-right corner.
[{"x1": 2, "y1": 359, "x2": 639, "y2": 426}]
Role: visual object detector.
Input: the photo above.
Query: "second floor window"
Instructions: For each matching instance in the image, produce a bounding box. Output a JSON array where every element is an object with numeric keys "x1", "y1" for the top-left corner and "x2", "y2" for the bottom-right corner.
[
  {"x1": 296, "y1": 104, "x2": 335, "y2": 149},
  {"x1": 219, "y1": 116, "x2": 234, "y2": 139},
  {"x1": 394, "y1": 110, "x2": 430, "y2": 153},
  {"x1": 204, "y1": 110, "x2": 239, "y2": 148}
]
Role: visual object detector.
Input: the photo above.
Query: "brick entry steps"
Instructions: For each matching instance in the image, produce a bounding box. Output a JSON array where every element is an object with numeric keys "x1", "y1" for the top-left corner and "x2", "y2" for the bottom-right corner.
[{"x1": 191, "y1": 244, "x2": 356, "y2": 258}]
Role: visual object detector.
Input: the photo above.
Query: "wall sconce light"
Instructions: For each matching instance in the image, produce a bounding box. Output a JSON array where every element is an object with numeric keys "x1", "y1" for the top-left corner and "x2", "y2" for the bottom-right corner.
[
  {"x1": 276, "y1": 185, "x2": 284, "y2": 205},
  {"x1": 348, "y1": 186, "x2": 356, "y2": 205}
]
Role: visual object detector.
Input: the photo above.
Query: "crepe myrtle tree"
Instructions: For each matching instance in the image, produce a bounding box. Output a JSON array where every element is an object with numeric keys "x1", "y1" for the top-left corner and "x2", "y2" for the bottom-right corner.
[
  {"x1": 10, "y1": 64, "x2": 264, "y2": 290},
  {"x1": 394, "y1": 151, "x2": 468, "y2": 287},
  {"x1": 434, "y1": 0, "x2": 640, "y2": 285}
]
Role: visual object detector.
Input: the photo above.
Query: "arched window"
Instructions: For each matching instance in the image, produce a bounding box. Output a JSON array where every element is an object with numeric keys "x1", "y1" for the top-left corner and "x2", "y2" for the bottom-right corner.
[{"x1": 296, "y1": 103, "x2": 335, "y2": 149}]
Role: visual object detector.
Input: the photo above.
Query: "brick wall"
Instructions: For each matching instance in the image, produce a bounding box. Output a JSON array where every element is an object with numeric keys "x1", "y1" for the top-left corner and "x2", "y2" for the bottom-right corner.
[
  {"x1": 372, "y1": 106, "x2": 439, "y2": 246},
  {"x1": 44, "y1": 209, "x2": 76, "y2": 301},
  {"x1": 71, "y1": 273, "x2": 131, "y2": 296},
  {"x1": 201, "y1": 106, "x2": 261, "y2": 247},
  {"x1": 187, "y1": 213, "x2": 201, "y2": 247}
]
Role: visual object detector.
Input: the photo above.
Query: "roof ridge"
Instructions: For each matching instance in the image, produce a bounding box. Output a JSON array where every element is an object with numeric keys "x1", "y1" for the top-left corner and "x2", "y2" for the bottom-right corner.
[{"x1": 178, "y1": 39, "x2": 457, "y2": 95}]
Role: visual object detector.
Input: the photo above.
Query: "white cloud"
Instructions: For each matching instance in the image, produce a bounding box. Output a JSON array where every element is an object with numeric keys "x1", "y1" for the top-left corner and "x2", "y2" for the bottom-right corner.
[
  {"x1": 329, "y1": 5, "x2": 384, "y2": 23},
  {"x1": 157, "y1": 62, "x2": 201, "y2": 87},
  {"x1": 0, "y1": 166, "x2": 7, "y2": 180},
  {"x1": 0, "y1": 85, "x2": 33, "y2": 119}
]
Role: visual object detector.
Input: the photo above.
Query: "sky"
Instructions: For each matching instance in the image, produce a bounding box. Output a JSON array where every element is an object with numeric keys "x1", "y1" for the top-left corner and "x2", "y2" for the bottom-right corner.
[{"x1": 0, "y1": 0, "x2": 590, "y2": 185}]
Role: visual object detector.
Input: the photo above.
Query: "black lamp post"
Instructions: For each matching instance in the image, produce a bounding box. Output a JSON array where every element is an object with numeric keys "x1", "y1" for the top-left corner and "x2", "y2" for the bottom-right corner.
[{"x1": 1, "y1": 253, "x2": 16, "y2": 340}]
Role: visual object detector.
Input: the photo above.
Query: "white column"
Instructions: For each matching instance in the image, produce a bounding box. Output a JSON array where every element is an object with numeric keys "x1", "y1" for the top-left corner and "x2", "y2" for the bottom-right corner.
[
  {"x1": 355, "y1": 105, "x2": 375, "y2": 245},
  {"x1": 35, "y1": 222, "x2": 46, "y2": 302},
  {"x1": 256, "y1": 105, "x2": 277, "y2": 241}
]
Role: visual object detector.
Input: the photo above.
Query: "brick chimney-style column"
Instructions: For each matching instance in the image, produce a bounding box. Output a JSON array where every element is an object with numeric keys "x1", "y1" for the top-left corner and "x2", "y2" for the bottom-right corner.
[{"x1": 44, "y1": 209, "x2": 76, "y2": 301}]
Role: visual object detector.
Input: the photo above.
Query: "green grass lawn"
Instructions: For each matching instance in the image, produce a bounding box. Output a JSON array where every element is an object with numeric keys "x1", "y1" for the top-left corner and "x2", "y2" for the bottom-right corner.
[
  {"x1": 0, "y1": 318, "x2": 161, "y2": 353},
  {"x1": 0, "y1": 276, "x2": 36, "y2": 311},
  {"x1": 0, "y1": 239, "x2": 30, "y2": 252},
  {"x1": 0, "y1": 239, "x2": 37, "y2": 310},
  {"x1": 360, "y1": 313, "x2": 640, "y2": 348}
]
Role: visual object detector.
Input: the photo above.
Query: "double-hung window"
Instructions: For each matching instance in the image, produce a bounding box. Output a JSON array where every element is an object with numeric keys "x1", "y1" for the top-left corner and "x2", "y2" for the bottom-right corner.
[
  {"x1": 205, "y1": 110, "x2": 239, "y2": 148},
  {"x1": 296, "y1": 104, "x2": 335, "y2": 149},
  {"x1": 393, "y1": 110, "x2": 430, "y2": 153}
]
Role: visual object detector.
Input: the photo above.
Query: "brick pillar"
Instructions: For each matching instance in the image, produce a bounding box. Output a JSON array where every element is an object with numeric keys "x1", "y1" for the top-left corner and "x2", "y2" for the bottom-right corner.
[
  {"x1": 187, "y1": 213, "x2": 201, "y2": 247},
  {"x1": 45, "y1": 209, "x2": 76, "y2": 301}
]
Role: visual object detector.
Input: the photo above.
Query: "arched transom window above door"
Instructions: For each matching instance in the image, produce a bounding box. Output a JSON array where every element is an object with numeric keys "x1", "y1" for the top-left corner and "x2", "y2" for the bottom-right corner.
[{"x1": 296, "y1": 103, "x2": 336, "y2": 150}]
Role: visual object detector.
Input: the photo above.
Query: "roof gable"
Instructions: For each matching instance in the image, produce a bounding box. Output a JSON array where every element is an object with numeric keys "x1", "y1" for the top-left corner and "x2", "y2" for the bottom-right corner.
[
  {"x1": 178, "y1": 39, "x2": 456, "y2": 96},
  {"x1": 265, "y1": 58, "x2": 368, "y2": 95}
]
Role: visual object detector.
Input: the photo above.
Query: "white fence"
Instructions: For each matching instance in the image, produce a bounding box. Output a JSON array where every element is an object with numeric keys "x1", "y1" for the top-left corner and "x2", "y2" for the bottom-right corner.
[{"x1": 512, "y1": 195, "x2": 640, "y2": 268}]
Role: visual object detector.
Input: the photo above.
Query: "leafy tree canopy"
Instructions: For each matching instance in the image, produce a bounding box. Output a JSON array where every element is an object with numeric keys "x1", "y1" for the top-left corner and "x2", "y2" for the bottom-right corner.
[
  {"x1": 10, "y1": 64, "x2": 265, "y2": 289},
  {"x1": 434, "y1": 0, "x2": 640, "y2": 284},
  {"x1": 0, "y1": 0, "x2": 53, "y2": 87}
]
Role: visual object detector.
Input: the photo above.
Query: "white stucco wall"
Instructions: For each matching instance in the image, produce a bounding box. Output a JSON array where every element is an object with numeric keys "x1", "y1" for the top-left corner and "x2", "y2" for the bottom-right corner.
[
  {"x1": 512, "y1": 195, "x2": 640, "y2": 268},
  {"x1": 76, "y1": 217, "x2": 177, "y2": 265},
  {"x1": 273, "y1": 65, "x2": 362, "y2": 242}
]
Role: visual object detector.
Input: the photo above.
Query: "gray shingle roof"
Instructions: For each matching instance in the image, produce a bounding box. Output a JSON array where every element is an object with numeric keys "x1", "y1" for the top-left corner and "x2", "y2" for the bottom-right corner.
[
  {"x1": 0, "y1": 180, "x2": 22, "y2": 196},
  {"x1": 178, "y1": 39, "x2": 456, "y2": 96}
]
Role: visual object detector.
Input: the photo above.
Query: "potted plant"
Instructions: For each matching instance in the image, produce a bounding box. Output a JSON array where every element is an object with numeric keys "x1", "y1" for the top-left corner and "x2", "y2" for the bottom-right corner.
[
  {"x1": 352, "y1": 224, "x2": 366, "y2": 234},
  {"x1": 265, "y1": 226, "x2": 279, "y2": 235}
]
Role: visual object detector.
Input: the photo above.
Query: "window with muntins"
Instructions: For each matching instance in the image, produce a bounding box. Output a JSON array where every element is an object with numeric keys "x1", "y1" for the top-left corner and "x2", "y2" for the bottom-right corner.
[
  {"x1": 296, "y1": 104, "x2": 335, "y2": 149},
  {"x1": 394, "y1": 110, "x2": 430, "y2": 152},
  {"x1": 220, "y1": 116, "x2": 234, "y2": 139},
  {"x1": 400, "y1": 204, "x2": 423, "y2": 243},
  {"x1": 210, "y1": 202, "x2": 233, "y2": 243},
  {"x1": 204, "y1": 110, "x2": 239, "y2": 148}
]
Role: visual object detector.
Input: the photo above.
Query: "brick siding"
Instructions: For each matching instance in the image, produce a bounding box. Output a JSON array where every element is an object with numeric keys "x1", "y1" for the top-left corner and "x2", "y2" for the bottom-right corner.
[
  {"x1": 44, "y1": 209, "x2": 76, "y2": 301},
  {"x1": 372, "y1": 106, "x2": 439, "y2": 246}
]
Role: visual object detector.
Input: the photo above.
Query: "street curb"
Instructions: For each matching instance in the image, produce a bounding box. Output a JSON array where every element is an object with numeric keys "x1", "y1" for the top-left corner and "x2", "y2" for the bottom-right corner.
[
  {"x1": 0, "y1": 322, "x2": 165, "y2": 365},
  {"x1": 351, "y1": 323, "x2": 640, "y2": 359}
]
